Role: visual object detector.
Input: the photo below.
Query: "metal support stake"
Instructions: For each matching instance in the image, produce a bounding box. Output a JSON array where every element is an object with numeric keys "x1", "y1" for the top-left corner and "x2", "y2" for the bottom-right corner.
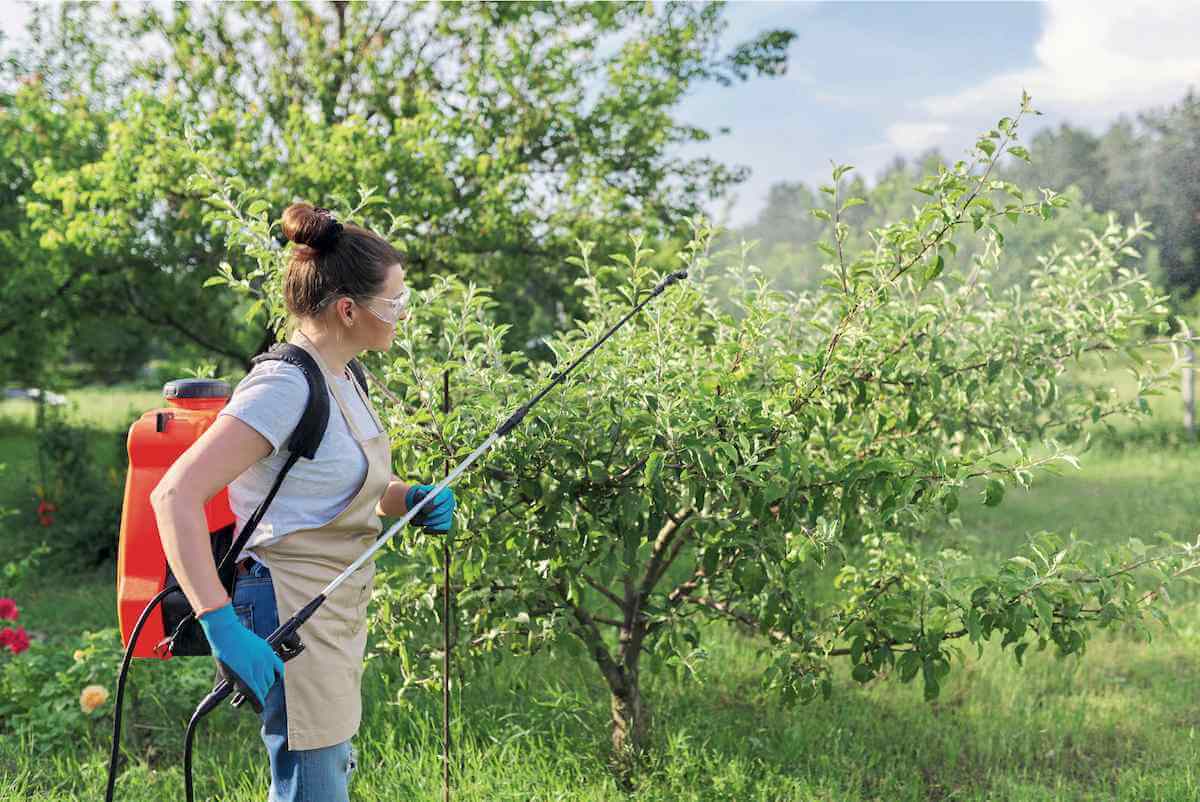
[
  {"x1": 1183, "y1": 322, "x2": 1195, "y2": 441},
  {"x1": 441, "y1": 369, "x2": 453, "y2": 802}
]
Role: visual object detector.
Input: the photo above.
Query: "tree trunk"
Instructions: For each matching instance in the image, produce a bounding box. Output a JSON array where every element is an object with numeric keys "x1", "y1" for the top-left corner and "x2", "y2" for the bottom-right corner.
[
  {"x1": 610, "y1": 674, "x2": 649, "y2": 760},
  {"x1": 559, "y1": 577, "x2": 653, "y2": 782},
  {"x1": 608, "y1": 626, "x2": 651, "y2": 782}
]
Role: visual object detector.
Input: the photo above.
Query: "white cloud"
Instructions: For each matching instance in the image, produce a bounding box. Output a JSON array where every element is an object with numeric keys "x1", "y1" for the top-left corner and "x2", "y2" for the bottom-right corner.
[
  {"x1": 867, "y1": 0, "x2": 1200, "y2": 177},
  {"x1": 884, "y1": 121, "x2": 950, "y2": 152},
  {"x1": 0, "y1": 1, "x2": 34, "y2": 47},
  {"x1": 813, "y1": 91, "x2": 862, "y2": 109},
  {"x1": 783, "y1": 67, "x2": 818, "y2": 86}
]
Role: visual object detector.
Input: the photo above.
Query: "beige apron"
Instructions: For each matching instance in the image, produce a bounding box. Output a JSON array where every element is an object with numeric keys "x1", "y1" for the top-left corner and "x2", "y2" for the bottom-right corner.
[{"x1": 254, "y1": 330, "x2": 391, "y2": 750}]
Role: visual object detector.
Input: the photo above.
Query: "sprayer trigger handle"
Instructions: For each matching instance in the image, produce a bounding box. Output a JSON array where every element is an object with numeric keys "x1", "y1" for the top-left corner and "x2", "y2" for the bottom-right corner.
[{"x1": 217, "y1": 660, "x2": 264, "y2": 714}]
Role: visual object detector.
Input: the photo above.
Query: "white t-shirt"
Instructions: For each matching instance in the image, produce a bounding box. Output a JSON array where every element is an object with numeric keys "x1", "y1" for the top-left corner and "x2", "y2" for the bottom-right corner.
[{"x1": 216, "y1": 359, "x2": 385, "y2": 563}]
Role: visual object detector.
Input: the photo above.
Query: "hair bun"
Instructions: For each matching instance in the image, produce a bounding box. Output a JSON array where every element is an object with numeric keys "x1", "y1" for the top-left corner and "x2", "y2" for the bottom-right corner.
[{"x1": 282, "y1": 203, "x2": 344, "y2": 252}]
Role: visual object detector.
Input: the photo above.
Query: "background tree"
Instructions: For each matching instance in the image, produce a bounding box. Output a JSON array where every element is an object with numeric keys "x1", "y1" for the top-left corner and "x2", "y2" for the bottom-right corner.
[
  {"x1": 726, "y1": 87, "x2": 1200, "y2": 321},
  {"x1": 0, "y1": 0, "x2": 795, "y2": 386}
]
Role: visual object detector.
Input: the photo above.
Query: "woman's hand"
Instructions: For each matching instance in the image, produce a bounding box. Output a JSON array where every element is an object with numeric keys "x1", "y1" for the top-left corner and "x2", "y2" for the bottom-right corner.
[
  {"x1": 404, "y1": 484, "x2": 456, "y2": 533},
  {"x1": 198, "y1": 602, "x2": 284, "y2": 709}
]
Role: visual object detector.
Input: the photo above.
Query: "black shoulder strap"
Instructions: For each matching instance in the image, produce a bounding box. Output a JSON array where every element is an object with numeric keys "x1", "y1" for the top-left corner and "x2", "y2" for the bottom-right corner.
[
  {"x1": 249, "y1": 344, "x2": 329, "y2": 460},
  {"x1": 347, "y1": 357, "x2": 370, "y2": 399},
  {"x1": 215, "y1": 345, "x2": 328, "y2": 592}
]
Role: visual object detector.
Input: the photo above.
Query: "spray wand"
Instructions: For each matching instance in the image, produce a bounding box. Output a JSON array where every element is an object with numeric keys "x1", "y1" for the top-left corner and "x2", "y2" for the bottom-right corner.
[{"x1": 174, "y1": 269, "x2": 688, "y2": 802}]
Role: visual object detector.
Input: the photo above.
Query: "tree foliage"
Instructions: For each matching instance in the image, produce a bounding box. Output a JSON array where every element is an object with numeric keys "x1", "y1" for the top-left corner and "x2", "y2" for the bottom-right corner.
[{"x1": 0, "y1": 0, "x2": 795, "y2": 386}]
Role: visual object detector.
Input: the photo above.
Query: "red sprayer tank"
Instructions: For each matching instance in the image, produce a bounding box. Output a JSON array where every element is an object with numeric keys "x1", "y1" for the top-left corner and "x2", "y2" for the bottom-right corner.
[{"x1": 117, "y1": 379, "x2": 235, "y2": 659}]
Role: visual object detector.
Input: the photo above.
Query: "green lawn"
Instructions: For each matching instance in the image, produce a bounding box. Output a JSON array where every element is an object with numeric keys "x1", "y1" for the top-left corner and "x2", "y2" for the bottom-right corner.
[{"x1": 4, "y1": 365, "x2": 1200, "y2": 800}]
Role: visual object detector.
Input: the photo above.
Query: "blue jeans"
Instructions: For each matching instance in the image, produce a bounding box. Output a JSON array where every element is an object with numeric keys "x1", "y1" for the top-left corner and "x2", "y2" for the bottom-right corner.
[{"x1": 232, "y1": 559, "x2": 357, "y2": 802}]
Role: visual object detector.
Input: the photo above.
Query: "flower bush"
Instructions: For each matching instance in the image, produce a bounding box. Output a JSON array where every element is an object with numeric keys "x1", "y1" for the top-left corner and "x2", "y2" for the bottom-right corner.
[
  {"x1": 0, "y1": 549, "x2": 213, "y2": 755},
  {"x1": 0, "y1": 626, "x2": 215, "y2": 754},
  {"x1": 0, "y1": 597, "x2": 29, "y2": 656}
]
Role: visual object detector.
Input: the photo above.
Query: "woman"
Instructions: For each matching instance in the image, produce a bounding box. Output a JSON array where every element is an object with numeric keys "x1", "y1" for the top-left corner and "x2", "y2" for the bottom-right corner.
[{"x1": 150, "y1": 203, "x2": 455, "y2": 801}]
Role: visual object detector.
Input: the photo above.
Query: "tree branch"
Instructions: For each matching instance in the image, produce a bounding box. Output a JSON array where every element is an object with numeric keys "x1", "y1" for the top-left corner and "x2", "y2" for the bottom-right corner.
[
  {"x1": 120, "y1": 276, "x2": 247, "y2": 365},
  {"x1": 582, "y1": 572, "x2": 624, "y2": 610},
  {"x1": 638, "y1": 507, "x2": 694, "y2": 602},
  {"x1": 553, "y1": 580, "x2": 624, "y2": 693}
]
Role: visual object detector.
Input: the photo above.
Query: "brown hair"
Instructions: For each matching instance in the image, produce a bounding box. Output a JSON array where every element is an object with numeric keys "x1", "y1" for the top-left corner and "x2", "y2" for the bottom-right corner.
[{"x1": 280, "y1": 202, "x2": 404, "y2": 322}]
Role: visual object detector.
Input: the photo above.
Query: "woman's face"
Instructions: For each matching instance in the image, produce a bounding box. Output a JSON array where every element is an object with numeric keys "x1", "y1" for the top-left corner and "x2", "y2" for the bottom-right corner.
[{"x1": 358, "y1": 262, "x2": 408, "y2": 352}]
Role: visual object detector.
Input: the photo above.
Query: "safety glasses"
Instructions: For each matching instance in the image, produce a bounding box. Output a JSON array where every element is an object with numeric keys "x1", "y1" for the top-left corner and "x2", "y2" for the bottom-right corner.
[
  {"x1": 359, "y1": 286, "x2": 411, "y2": 324},
  {"x1": 317, "y1": 286, "x2": 412, "y2": 324}
]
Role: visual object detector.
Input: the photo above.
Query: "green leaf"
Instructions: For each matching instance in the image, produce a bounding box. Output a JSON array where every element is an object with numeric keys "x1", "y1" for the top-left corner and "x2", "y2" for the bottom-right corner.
[
  {"x1": 243, "y1": 298, "x2": 265, "y2": 323},
  {"x1": 202, "y1": 275, "x2": 227, "y2": 288},
  {"x1": 984, "y1": 478, "x2": 1005, "y2": 507},
  {"x1": 966, "y1": 608, "x2": 981, "y2": 642},
  {"x1": 1034, "y1": 595, "x2": 1053, "y2": 630},
  {"x1": 924, "y1": 254, "x2": 944, "y2": 282},
  {"x1": 922, "y1": 660, "x2": 940, "y2": 700},
  {"x1": 763, "y1": 478, "x2": 788, "y2": 506},
  {"x1": 645, "y1": 452, "x2": 664, "y2": 487}
]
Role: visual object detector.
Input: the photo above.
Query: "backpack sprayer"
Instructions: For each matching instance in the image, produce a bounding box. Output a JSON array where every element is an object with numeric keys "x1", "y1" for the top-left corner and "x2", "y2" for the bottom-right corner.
[
  {"x1": 105, "y1": 270, "x2": 687, "y2": 801},
  {"x1": 107, "y1": 345, "x2": 370, "y2": 800}
]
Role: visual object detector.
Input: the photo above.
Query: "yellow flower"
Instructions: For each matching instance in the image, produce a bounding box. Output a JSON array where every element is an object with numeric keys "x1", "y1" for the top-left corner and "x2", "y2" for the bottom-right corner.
[
  {"x1": 80, "y1": 684, "x2": 109, "y2": 714},
  {"x1": 73, "y1": 649, "x2": 86, "y2": 663}
]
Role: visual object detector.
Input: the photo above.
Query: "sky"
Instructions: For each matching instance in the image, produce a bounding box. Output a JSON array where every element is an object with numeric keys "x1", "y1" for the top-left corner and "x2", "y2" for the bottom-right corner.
[
  {"x1": 3, "y1": 1, "x2": 1198, "y2": 229},
  {"x1": 681, "y1": 0, "x2": 1200, "y2": 227}
]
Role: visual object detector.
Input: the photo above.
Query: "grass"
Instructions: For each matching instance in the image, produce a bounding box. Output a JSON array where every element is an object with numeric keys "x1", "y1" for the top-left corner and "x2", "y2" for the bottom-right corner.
[{"x1": 4, "y1": 359, "x2": 1200, "y2": 800}]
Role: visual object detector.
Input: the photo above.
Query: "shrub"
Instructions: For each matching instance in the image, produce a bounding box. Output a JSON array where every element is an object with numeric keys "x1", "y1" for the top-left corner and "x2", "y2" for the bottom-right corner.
[{"x1": 30, "y1": 403, "x2": 127, "y2": 568}]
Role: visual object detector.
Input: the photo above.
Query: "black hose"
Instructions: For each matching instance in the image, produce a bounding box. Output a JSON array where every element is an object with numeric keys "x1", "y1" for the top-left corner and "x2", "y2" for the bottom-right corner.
[
  {"x1": 109, "y1": 450, "x2": 303, "y2": 800},
  {"x1": 183, "y1": 702, "x2": 205, "y2": 802},
  {"x1": 104, "y1": 586, "x2": 176, "y2": 802}
]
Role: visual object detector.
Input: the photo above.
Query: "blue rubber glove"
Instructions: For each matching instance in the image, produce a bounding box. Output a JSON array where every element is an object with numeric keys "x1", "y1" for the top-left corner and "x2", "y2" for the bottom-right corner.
[
  {"x1": 198, "y1": 602, "x2": 284, "y2": 710},
  {"x1": 405, "y1": 483, "x2": 456, "y2": 533}
]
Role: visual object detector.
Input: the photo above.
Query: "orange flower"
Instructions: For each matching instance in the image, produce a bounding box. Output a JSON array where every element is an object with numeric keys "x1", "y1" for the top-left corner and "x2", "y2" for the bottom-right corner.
[{"x1": 80, "y1": 684, "x2": 109, "y2": 714}]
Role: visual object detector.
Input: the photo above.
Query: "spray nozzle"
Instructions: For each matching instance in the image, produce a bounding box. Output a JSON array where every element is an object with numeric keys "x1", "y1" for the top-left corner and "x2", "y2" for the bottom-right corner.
[{"x1": 651, "y1": 270, "x2": 689, "y2": 296}]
